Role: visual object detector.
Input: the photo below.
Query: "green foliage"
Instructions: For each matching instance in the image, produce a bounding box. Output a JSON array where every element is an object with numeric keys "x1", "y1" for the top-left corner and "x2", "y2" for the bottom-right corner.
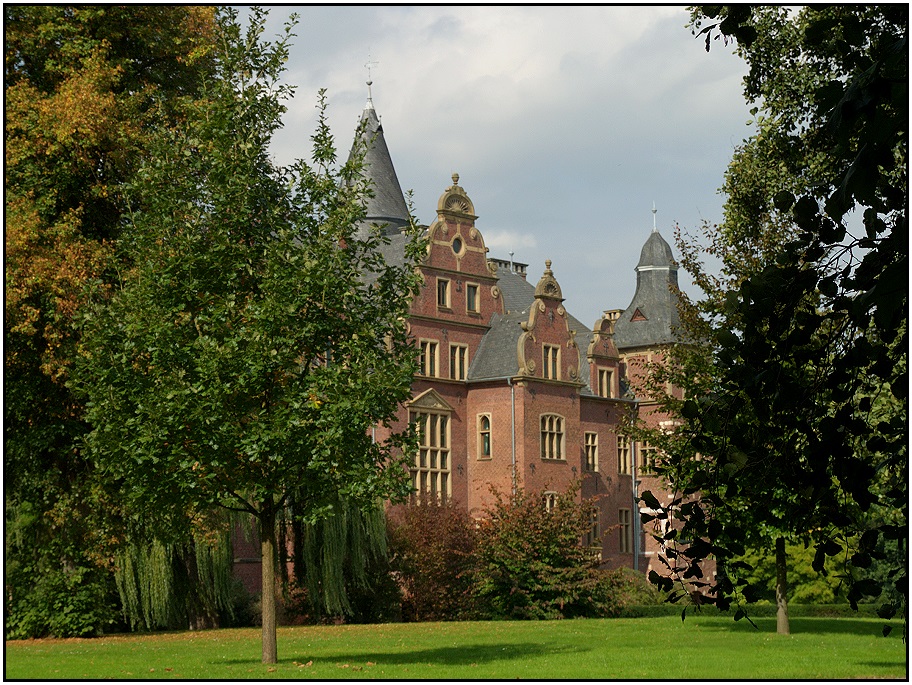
[
  {"x1": 472, "y1": 484, "x2": 606, "y2": 620},
  {"x1": 4, "y1": 5, "x2": 217, "y2": 639},
  {"x1": 729, "y1": 542, "x2": 846, "y2": 605},
  {"x1": 280, "y1": 497, "x2": 399, "y2": 621},
  {"x1": 73, "y1": 7, "x2": 423, "y2": 660},
  {"x1": 640, "y1": 6, "x2": 906, "y2": 629},
  {"x1": 114, "y1": 526, "x2": 237, "y2": 631},
  {"x1": 386, "y1": 502, "x2": 478, "y2": 621}
]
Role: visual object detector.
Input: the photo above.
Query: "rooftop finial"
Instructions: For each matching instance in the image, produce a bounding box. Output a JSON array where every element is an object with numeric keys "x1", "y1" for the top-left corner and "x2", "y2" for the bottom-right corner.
[
  {"x1": 452, "y1": 172, "x2": 460, "y2": 186},
  {"x1": 365, "y1": 55, "x2": 379, "y2": 106},
  {"x1": 652, "y1": 202, "x2": 658, "y2": 233}
]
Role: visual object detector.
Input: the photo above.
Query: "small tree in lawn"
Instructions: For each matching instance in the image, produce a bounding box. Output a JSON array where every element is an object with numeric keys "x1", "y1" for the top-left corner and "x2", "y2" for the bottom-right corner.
[{"x1": 75, "y1": 8, "x2": 421, "y2": 663}]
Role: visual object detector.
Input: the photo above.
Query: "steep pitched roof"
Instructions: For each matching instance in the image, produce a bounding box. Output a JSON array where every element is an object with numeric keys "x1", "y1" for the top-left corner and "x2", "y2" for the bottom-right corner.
[
  {"x1": 347, "y1": 95, "x2": 410, "y2": 237},
  {"x1": 470, "y1": 265, "x2": 596, "y2": 395},
  {"x1": 613, "y1": 229, "x2": 681, "y2": 349}
]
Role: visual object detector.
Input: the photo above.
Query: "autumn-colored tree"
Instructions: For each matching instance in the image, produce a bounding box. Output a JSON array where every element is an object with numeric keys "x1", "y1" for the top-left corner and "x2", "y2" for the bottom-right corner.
[{"x1": 4, "y1": 6, "x2": 217, "y2": 637}]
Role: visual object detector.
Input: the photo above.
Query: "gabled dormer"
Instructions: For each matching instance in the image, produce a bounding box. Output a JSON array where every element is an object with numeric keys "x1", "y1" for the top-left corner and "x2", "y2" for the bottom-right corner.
[
  {"x1": 587, "y1": 312, "x2": 622, "y2": 399},
  {"x1": 413, "y1": 175, "x2": 503, "y2": 325},
  {"x1": 514, "y1": 261, "x2": 582, "y2": 385}
]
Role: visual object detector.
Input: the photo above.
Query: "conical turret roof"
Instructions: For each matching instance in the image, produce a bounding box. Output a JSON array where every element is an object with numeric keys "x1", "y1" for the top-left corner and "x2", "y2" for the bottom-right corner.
[
  {"x1": 613, "y1": 229, "x2": 681, "y2": 349},
  {"x1": 348, "y1": 92, "x2": 410, "y2": 236}
]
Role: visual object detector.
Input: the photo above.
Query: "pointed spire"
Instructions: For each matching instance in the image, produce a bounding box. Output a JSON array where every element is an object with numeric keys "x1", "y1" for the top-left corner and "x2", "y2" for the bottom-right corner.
[
  {"x1": 652, "y1": 202, "x2": 658, "y2": 233},
  {"x1": 347, "y1": 70, "x2": 410, "y2": 236},
  {"x1": 364, "y1": 55, "x2": 378, "y2": 109}
]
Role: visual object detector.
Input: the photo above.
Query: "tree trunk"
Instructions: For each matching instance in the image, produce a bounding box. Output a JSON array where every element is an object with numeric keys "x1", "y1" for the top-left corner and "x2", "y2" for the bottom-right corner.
[
  {"x1": 775, "y1": 536, "x2": 790, "y2": 635},
  {"x1": 260, "y1": 506, "x2": 278, "y2": 664}
]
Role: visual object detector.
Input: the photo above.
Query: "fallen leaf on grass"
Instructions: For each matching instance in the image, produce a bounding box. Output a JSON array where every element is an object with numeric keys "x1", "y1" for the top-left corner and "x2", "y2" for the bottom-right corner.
[
  {"x1": 165, "y1": 667, "x2": 173, "y2": 672},
  {"x1": 267, "y1": 667, "x2": 276, "y2": 672},
  {"x1": 366, "y1": 662, "x2": 375, "y2": 667},
  {"x1": 149, "y1": 668, "x2": 155, "y2": 673}
]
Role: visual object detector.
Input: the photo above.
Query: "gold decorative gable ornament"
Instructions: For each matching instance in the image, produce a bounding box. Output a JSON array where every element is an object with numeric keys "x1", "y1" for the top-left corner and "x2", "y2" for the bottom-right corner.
[
  {"x1": 534, "y1": 260, "x2": 564, "y2": 301},
  {"x1": 437, "y1": 173, "x2": 477, "y2": 219}
]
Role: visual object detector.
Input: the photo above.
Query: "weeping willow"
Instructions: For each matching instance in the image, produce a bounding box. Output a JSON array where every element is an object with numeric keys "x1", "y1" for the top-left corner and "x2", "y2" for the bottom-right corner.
[
  {"x1": 114, "y1": 519, "x2": 237, "y2": 631},
  {"x1": 278, "y1": 494, "x2": 389, "y2": 618}
]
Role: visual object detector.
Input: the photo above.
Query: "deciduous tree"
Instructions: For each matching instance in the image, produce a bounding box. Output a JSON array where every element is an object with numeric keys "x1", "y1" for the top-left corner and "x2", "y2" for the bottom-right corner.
[
  {"x1": 639, "y1": 5, "x2": 906, "y2": 635},
  {"x1": 4, "y1": 5, "x2": 217, "y2": 638},
  {"x1": 75, "y1": 8, "x2": 422, "y2": 662}
]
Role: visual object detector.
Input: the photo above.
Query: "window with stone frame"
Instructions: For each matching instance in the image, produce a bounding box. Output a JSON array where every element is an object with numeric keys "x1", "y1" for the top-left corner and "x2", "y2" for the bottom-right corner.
[
  {"x1": 618, "y1": 508, "x2": 632, "y2": 554},
  {"x1": 540, "y1": 414, "x2": 565, "y2": 460},
  {"x1": 409, "y1": 410, "x2": 451, "y2": 503},
  {"x1": 543, "y1": 345, "x2": 560, "y2": 380},
  {"x1": 466, "y1": 283, "x2": 479, "y2": 313},
  {"x1": 597, "y1": 367, "x2": 613, "y2": 398},
  {"x1": 584, "y1": 509, "x2": 600, "y2": 548},
  {"x1": 450, "y1": 343, "x2": 468, "y2": 380},
  {"x1": 419, "y1": 340, "x2": 438, "y2": 377},
  {"x1": 436, "y1": 278, "x2": 450, "y2": 309},
  {"x1": 639, "y1": 441, "x2": 659, "y2": 474},
  {"x1": 478, "y1": 414, "x2": 492, "y2": 459},
  {"x1": 617, "y1": 434, "x2": 631, "y2": 475},
  {"x1": 584, "y1": 432, "x2": 598, "y2": 472},
  {"x1": 543, "y1": 491, "x2": 558, "y2": 513}
]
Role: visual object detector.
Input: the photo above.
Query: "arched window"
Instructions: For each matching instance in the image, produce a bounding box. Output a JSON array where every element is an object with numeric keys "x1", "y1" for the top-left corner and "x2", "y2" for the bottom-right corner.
[
  {"x1": 540, "y1": 414, "x2": 565, "y2": 460},
  {"x1": 478, "y1": 414, "x2": 492, "y2": 458}
]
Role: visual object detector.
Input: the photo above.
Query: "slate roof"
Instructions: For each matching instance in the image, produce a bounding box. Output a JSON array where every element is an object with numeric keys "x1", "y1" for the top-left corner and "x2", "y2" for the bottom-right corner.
[
  {"x1": 469, "y1": 266, "x2": 597, "y2": 395},
  {"x1": 348, "y1": 97, "x2": 410, "y2": 238},
  {"x1": 613, "y1": 230, "x2": 681, "y2": 349}
]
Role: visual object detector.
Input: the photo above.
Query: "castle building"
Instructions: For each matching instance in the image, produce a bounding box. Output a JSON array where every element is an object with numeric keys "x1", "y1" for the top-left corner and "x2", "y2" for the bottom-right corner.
[
  {"x1": 233, "y1": 91, "x2": 685, "y2": 592},
  {"x1": 353, "y1": 90, "x2": 685, "y2": 573}
]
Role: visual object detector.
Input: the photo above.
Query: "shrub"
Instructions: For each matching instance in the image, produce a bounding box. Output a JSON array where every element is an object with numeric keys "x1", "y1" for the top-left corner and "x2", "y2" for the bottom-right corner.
[
  {"x1": 386, "y1": 502, "x2": 477, "y2": 621},
  {"x1": 471, "y1": 484, "x2": 604, "y2": 620}
]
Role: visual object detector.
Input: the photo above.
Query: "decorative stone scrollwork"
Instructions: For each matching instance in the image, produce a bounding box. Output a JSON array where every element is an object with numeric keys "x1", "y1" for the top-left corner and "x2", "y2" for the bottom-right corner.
[
  {"x1": 491, "y1": 285, "x2": 500, "y2": 299},
  {"x1": 469, "y1": 227, "x2": 479, "y2": 241},
  {"x1": 445, "y1": 196, "x2": 471, "y2": 213},
  {"x1": 525, "y1": 359, "x2": 536, "y2": 374},
  {"x1": 568, "y1": 365, "x2": 579, "y2": 381},
  {"x1": 538, "y1": 301, "x2": 546, "y2": 313},
  {"x1": 557, "y1": 305, "x2": 566, "y2": 318}
]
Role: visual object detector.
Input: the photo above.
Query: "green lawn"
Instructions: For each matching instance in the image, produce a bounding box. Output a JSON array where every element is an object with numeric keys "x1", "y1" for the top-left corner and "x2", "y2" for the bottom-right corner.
[{"x1": 5, "y1": 615, "x2": 906, "y2": 680}]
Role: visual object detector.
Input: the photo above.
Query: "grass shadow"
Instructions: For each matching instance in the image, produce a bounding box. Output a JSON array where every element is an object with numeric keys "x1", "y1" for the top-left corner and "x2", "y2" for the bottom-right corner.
[
  {"x1": 693, "y1": 616, "x2": 903, "y2": 637},
  {"x1": 218, "y1": 640, "x2": 584, "y2": 668}
]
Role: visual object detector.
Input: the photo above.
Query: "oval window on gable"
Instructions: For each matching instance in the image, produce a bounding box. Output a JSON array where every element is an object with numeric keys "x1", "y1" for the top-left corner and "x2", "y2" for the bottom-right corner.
[{"x1": 452, "y1": 237, "x2": 463, "y2": 254}]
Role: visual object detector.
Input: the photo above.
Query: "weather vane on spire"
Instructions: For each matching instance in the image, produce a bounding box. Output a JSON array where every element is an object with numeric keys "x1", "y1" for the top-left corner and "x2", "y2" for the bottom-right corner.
[
  {"x1": 652, "y1": 202, "x2": 658, "y2": 233},
  {"x1": 365, "y1": 55, "x2": 379, "y2": 102}
]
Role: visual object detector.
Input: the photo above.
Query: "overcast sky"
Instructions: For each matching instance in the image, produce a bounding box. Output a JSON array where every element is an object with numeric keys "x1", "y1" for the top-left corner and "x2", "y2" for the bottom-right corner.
[{"x1": 254, "y1": 5, "x2": 753, "y2": 327}]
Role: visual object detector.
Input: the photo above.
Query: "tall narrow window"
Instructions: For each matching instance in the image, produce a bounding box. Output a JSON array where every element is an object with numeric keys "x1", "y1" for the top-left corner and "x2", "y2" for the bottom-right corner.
[
  {"x1": 466, "y1": 283, "x2": 479, "y2": 313},
  {"x1": 619, "y1": 508, "x2": 632, "y2": 553},
  {"x1": 419, "y1": 340, "x2": 438, "y2": 377},
  {"x1": 409, "y1": 410, "x2": 451, "y2": 503},
  {"x1": 597, "y1": 368, "x2": 613, "y2": 398},
  {"x1": 617, "y1": 434, "x2": 631, "y2": 475},
  {"x1": 437, "y1": 278, "x2": 450, "y2": 308},
  {"x1": 584, "y1": 509, "x2": 600, "y2": 548},
  {"x1": 540, "y1": 414, "x2": 564, "y2": 460},
  {"x1": 543, "y1": 345, "x2": 560, "y2": 380},
  {"x1": 640, "y1": 441, "x2": 659, "y2": 474},
  {"x1": 584, "y1": 432, "x2": 598, "y2": 472},
  {"x1": 478, "y1": 414, "x2": 492, "y2": 459},
  {"x1": 450, "y1": 344, "x2": 468, "y2": 380}
]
